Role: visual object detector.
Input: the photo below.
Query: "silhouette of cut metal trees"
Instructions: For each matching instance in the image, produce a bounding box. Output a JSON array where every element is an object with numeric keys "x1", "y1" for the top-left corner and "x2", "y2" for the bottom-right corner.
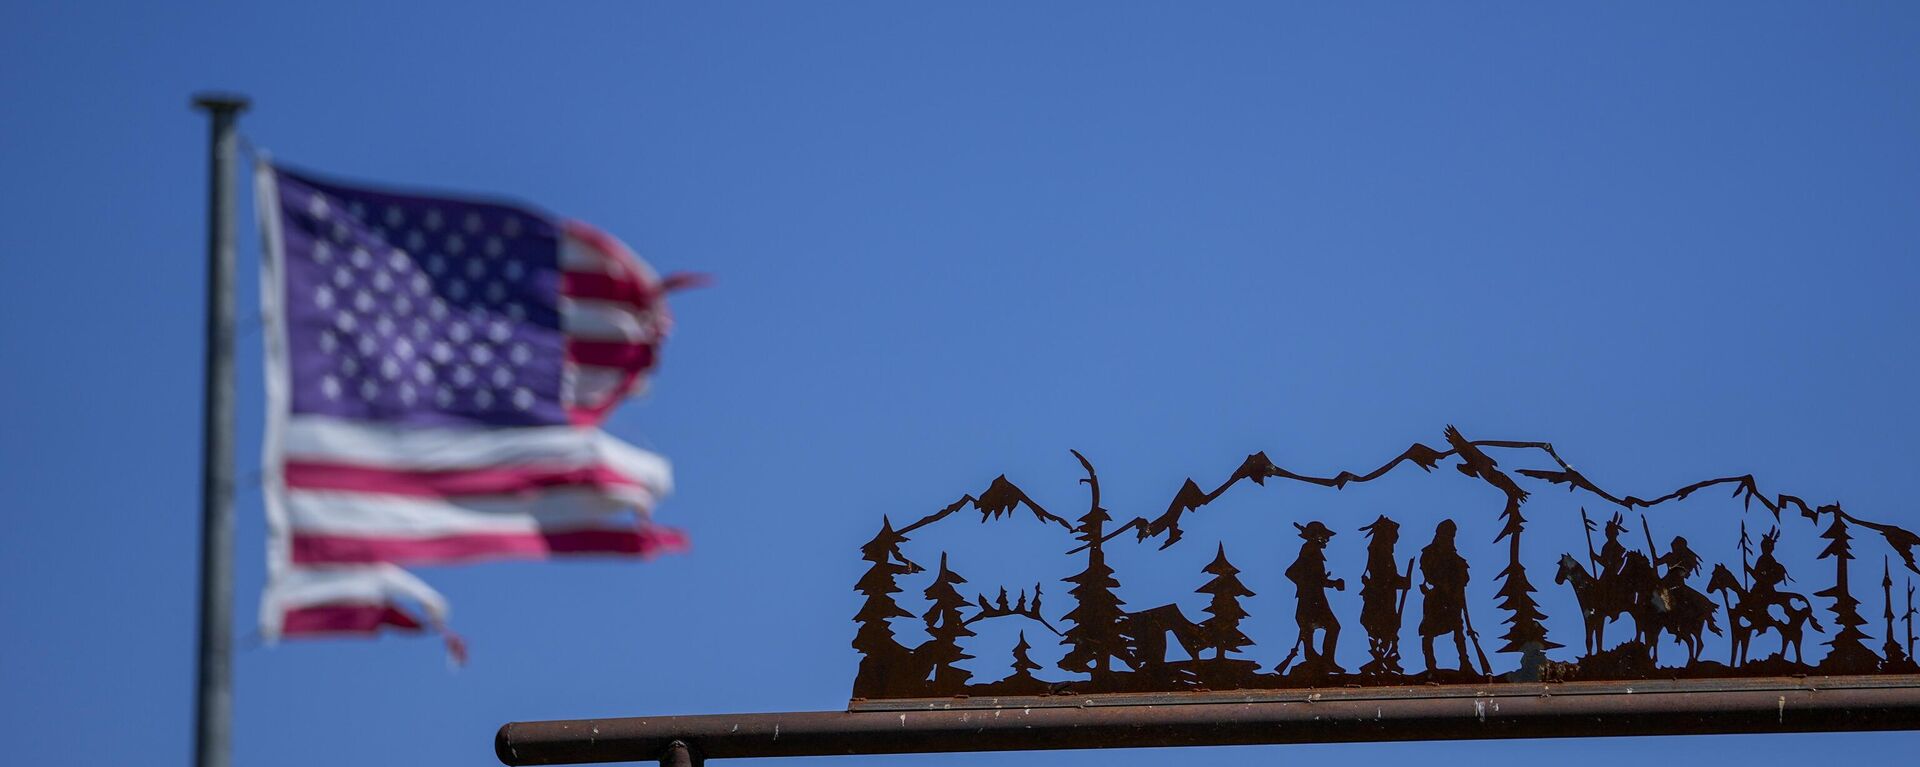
[
  {"x1": 919, "y1": 553, "x2": 977, "y2": 691},
  {"x1": 1059, "y1": 451, "x2": 1133, "y2": 689},
  {"x1": 1011, "y1": 632, "x2": 1042, "y2": 677},
  {"x1": 1493, "y1": 505, "x2": 1559, "y2": 675},
  {"x1": 1445, "y1": 426, "x2": 1559, "y2": 675},
  {"x1": 1816, "y1": 510, "x2": 1879, "y2": 672},
  {"x1": 1196, "y1": 544, "x2": 1255, "y2": 661},
  {"x1": 852, "y1": 517, "x2": 922, "y2": 699},
  {"x1": 989, "y1": 631, "x2": 1049, "y2": 693},
  {"x1": 849, "y1": 430, "x2": 1920, "y2": 703}
]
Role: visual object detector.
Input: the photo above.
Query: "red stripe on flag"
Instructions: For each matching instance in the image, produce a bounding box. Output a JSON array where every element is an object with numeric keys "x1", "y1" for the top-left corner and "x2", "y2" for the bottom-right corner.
[
  {"x1": 561, "y1": 271, "x2": 655, "y2": 306},
  {"x1": 559, "y1": 219, "x2": 681, "y2": 427},
  {"x1": 281, "y1": 604, "x2": 425, "y2": 635},
  {"x1": 566, "y1": 339, "x2": 656, "y2": 369},
  {"x1": 284, "y1": 460, "x2": 649, "y2": 498},
  {"x1": 290, "y1": 526, "x2": 690, "y2": 565}
]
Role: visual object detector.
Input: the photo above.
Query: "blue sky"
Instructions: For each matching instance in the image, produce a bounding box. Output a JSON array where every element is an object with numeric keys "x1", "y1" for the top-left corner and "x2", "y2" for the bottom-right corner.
[{"x1": 4, "y1": 2, "x2": 1919, "y2": 765}]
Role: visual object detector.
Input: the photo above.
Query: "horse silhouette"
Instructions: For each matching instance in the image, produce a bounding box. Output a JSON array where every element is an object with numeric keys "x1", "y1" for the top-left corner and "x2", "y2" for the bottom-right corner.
[
  {"x1": 1555, "y1": 553, "x2": 1638, "y2": 656},
  {"x1": 1556, "y1": 551, "x2": 1667, "y2": 656},
  {"x1": 1707, "y1": 562, "x2": 1823, "y2": 665},
  {"x1": 1609, "y1": 551, "x2": 1716, "y2": 665}
]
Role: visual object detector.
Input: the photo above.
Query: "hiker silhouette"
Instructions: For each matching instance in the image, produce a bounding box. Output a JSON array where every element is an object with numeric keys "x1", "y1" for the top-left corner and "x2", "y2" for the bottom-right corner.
[
  {"x1": 1419, "y1": 519, "x2": 1476, "y2": 674},
  {"x1": 1285, "y1": 520, "x2": 1345, "y2": 673},
  {"x1": 1358, "y1": 515, "x2": 1411, "y2": 675}
]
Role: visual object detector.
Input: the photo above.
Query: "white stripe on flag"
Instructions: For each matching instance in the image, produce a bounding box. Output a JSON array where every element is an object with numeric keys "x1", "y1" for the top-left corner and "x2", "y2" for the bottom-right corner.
[
  {"x1": 255, "y1": 160, "x2": 686, "y2": 659},
  {"x1": 562, "y1": 297, "x2": 657, "y2": 342},
  {"x1": 570, "y1": 365, "x2": 635, "y2": 406},
  {"x1": 260, "y1": 564, "x2": 448, "y2": 641},
  {"x1": 562, "y1": 222, "x2": 661, "y2": 282},
  {"x1": 282, "y1": 415, "x2": 673, "y2": 495},
  {"x1": 285, "y1": 488, "x2": 636, "y2": 536},
  {"x1": 560, "y1": 234, "x2": 612, "y2": 273}
]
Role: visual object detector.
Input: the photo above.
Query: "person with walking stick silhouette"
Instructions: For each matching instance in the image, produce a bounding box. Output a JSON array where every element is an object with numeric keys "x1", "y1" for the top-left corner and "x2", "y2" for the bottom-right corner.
[
  {"x1": 1358, "y1": 515, "x2": 1412, "y2": 675},
  {"x1": 1419, "y1": 519, "x2": 1479, "y2": 675},
  {"x1": 1286, "y1": 521, "x2": 1346, "y2": 673}
]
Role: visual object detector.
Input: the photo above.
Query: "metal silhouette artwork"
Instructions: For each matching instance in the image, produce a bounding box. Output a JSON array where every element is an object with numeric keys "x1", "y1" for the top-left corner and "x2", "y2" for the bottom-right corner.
[
  {"x1": 850, "y1": 426, "x2": 1920, "y2": 701},
  {"x1": 1357, "y1": 515, "x2": 1411, "y2": 676}
]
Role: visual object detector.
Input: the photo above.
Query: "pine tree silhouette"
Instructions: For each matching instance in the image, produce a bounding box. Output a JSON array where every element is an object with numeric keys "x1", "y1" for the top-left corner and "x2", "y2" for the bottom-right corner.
[
  {"x1": 1493, "y1": 499, "x2": 1559, "y2": 673},
  {"x1": 1196, "y1": 544, "x2": 1255, "y2": 661},
  {"x1": 1816, "y1": 511, "x2": 1879, "y2": 672},
  {"x1": 919, "y1": 552, "x2": 977, "y2": 691},
  {"x1": 1059, "y1": 451, "x2": 1132, "y2": 688},
  {"x1": 977, "y1": 630, "x2": 1050, "y2": 695},
  {"x1": 852, "y1": 517, "x2": 922, "y2": 698},
  {"x1": 1010, "y1": 632, "x2": 1041, "y2": 679},
  {"x1": 1445, "y1": 426, "x2": 1558, "y2": 676}
]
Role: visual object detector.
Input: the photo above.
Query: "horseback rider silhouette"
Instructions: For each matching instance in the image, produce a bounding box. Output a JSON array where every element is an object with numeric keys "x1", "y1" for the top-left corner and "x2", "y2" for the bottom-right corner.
[
  {"x1": 1649, "y1": 535, "x2": 1722, "y2": 663},
  {"x1": 1742, "y1": 527, "x2": 1817, "y2": 636},
  {"x1": 1654, "y1": 536, "x2": 1713, "y2": 612},
  {"x1": 1419, "y1": 519, "x2": 1474, "y2": 673},
  {"x1": 1358, "y1": 515, "x2": 1411, "y2": 675},
  {"x1": 1746, "y1": 528, "x2": 1794, "y2": 605},
  {"x1": 1597, "y1": 513, "x2": 1630, "y2": 578},
  {"x1": 1286, "y1": 520, "x2": 1345, "y2": 672},
  {"x1": 1658, "y1": 538, "x2": 1720, "y2": 622}
]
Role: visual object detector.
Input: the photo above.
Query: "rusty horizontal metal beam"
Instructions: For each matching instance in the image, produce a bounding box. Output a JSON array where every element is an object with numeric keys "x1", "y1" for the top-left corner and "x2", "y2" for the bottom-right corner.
[{"x1": 496, "y1": 676, "x2": 1920, "y2": 765}]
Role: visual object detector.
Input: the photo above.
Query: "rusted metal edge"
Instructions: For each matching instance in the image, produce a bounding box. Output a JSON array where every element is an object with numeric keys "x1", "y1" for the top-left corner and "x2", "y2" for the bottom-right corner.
[
  {"x1": 847, "y1": 673, "x2": 1920, "y2": 711},
  {"x1": 497, "y1": 678, "x2": 1920, "y2": 765}
]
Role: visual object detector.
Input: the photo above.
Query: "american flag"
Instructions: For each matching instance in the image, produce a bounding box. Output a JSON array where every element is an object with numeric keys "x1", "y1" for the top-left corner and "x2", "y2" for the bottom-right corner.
[{"x1": 255, "y1": 163, "x2": 693, "y2": 654}]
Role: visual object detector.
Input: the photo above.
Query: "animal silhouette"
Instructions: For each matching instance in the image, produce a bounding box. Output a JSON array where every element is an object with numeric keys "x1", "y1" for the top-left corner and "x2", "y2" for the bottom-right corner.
[
  {"x1": 1708, "y1": 562, "x2": 1823, "y2": 665},
  {"x1": 1555, "y1": 553, "x2": 1636, "y2": 657}
]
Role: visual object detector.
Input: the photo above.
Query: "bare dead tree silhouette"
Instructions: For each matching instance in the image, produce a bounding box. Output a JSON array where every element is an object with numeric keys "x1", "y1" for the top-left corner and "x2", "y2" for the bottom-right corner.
[
  {"x1": 1882, "y1": 558, "x2": 1917, "y2": 672},
  {"x1": 1908, "y1": 576, "x2": 1917, "y2": 662}
]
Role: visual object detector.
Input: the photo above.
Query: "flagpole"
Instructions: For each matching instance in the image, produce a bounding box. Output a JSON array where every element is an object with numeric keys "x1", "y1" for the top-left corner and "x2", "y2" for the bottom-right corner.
[{"x1": 192, "y1": 92, "x2": 247, "y2": 767}]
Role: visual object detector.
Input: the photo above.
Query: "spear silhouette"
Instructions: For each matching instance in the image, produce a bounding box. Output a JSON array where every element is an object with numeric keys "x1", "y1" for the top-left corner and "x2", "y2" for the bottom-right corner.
[
  {"x1": 1739, "y1": 520, "x2": 1752, "y2": 590},
  {"x1": 1885, "y1": 558, "x2": 1898, "y2": 660},
  {"x1": 1580, "y1": 507, "x2": 1599, "y2": 574},
  {"x1": 1907, "y1": 577, "x2": 1915, "y2": 660},
  {"x1": 1393, "y1": 556, "x2": 1415, "y2": 625}
]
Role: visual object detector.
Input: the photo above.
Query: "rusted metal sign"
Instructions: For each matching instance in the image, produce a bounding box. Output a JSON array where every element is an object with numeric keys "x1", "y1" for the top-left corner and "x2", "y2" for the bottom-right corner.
[
  {"x1": 498, "y1": 425, "x2": 1920, "y2": 764},
  {"x1": 851, "y1": 426, "x2": 1920, "y2": 699}
]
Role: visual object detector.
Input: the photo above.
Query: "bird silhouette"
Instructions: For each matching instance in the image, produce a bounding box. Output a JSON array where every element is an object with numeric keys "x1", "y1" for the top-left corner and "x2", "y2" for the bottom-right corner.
[{"x1": 1444, "y1": 425, "x2": 1529, "y2": 504}]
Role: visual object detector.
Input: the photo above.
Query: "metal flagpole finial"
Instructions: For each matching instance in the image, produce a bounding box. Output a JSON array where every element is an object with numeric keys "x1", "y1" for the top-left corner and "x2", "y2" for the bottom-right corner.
[{"x1": 192, "y1": 92, "x2": 250, "y2": 114}]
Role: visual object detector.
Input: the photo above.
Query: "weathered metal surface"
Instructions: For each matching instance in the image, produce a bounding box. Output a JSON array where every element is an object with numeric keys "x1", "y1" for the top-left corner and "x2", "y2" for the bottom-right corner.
[
  {"x1": 191, "y1": 92, "x2": 248, "y2": 767},
  {"x1": 851, "y1": 431, "x2": 1920, "y2": 701},
  {"x1": 496, "y1": 675, "x2": 1920, "y2": 765},
  {"x1": 497, "y1": 428, "x2": 1920, "y2": 764}
]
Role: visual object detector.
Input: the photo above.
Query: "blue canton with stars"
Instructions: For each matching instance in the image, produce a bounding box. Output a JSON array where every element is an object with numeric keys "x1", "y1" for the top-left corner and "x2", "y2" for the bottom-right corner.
[{"x1": 269, "y1": 167, "x2": 570, "y2": 427}]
